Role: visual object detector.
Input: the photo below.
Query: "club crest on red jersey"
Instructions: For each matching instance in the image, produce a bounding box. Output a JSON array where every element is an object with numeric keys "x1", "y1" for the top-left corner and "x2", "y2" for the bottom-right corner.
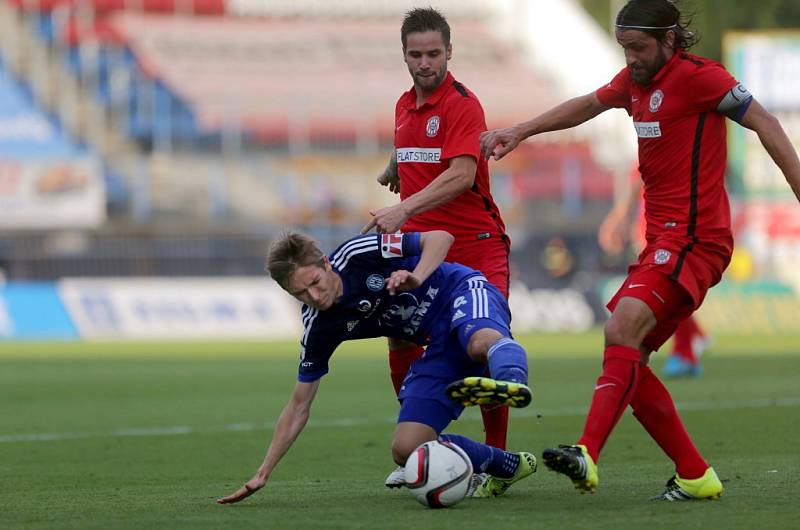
[
  {"x1": 649, "y1": 90, "x2": 664, "y2": 113},
  {"x1": 426, "y1": 116, "x2": 440, "y2": 137},
  {"x1": 654, "y1": 249, "x2": 671, "y2": 264}
]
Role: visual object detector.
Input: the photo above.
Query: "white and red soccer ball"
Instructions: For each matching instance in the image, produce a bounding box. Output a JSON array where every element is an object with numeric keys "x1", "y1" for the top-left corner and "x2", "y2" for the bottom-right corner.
[{"x1": 404, "y1": 440, "x2": 473, "y2": 508}]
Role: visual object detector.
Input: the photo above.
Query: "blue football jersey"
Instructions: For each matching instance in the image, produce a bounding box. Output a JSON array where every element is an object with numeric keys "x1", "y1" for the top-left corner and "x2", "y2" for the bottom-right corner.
[{"x1": 297, "y1": 232, "x2": 481, "y2": 382}]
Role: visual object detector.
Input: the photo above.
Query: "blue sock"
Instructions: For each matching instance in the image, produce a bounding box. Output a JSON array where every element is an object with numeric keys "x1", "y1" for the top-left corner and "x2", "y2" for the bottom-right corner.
[
  {"x1": 487, "y1": 338, "x2": 528, "y2": 384},
  {"x1": 439, "y1": 434, "x2": 520, "y2": 479}
]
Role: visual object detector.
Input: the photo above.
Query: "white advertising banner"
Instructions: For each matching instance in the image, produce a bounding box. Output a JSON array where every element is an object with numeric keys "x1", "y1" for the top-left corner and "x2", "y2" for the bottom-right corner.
[
  {"x1": 58, "y1": 278, "x2": 302, "y2": 340},
  {"x1": 0, "y1": 157, "x2": 106, "y2": 229},
  {"x1": 725, "y1": 31, "x2": 800, "y2": 199}
]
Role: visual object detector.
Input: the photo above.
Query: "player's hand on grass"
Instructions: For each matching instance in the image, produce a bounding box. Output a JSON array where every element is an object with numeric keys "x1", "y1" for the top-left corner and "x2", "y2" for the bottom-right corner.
[
  {"x1": 361, "y1": 204, "x2": 409, "y2": 235},
  {"x1": 386, "y1": 270, "x2": 420, "y2": 295},
  {"x1": 480, "y1": 126, "x2": 522, "y2": 161},
  {"x1": 217, "y1": 476, "x2": 266, "y2": 504}
]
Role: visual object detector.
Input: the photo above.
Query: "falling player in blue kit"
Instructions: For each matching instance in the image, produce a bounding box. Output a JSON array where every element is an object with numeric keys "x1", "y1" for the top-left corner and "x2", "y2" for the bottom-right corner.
[{"x1": 218, "y1": 230, "x2": 536, "y2": 504}]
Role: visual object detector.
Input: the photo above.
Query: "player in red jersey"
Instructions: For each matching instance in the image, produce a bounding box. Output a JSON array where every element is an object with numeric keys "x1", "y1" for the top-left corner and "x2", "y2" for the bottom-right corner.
[
  {"x1": 480, "y1": 0, "x2": 800, "y2": 501},
  {"x1": 599, "y1": 164, "x2": 709, "y2": 378},
  {"x1": 361, "y1": 7, "x2": 512, "y2": 487}
]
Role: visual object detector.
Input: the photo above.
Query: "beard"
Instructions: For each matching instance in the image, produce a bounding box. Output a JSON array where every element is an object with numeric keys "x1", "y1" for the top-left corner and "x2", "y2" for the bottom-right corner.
[
  {"x1": 630, "y1": 46, "x2": 669, "y2": 86},
  {"x1": 412, "y1": 64, "x2": 447, "y2": 93}
]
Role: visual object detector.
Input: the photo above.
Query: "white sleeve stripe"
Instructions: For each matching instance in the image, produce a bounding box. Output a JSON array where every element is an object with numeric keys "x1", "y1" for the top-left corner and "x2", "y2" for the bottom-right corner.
[
  {"x1": 332, "y1": 240, "x2": 378, "y2": 268},
  {"x1": 331, "y1": 235, "x2": 374, "y2": 262},
  {"x1": 331, "y1": 236, "x2": 377, "y2": 265},
  {"x1": 336, "y1": 244, "x2": 379, "y2": 270},
  {"x1": 301, "y1": 307, "x2": 319, "y2": 345},
  {"x1": 301, "y1": 305, "x2": 315, "y2": 324}
]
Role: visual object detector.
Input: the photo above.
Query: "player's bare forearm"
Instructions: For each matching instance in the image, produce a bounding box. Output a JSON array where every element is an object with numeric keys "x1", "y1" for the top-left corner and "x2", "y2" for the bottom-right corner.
[
  {"x1": 217, "y1": 381, "x2": 319, "y2": 504},
  {"x1": 386, "y1": 231, "x2": 453, "y2": 294},
  {"x1": 401, "y1": 156, "x2": 476, "y2": 218},
  {"x1": 760, "y1": 130, "x2": 800, "y2": 202},
  {"x1": 742, "y1": 101, "x2": 800, "y2": 202},
  {"x1": 519, "y1": 93, "x2": 608, "y2": 137},
  {"x1": 481, "y1": 93, "x2": 609, "y2": 159},
  {"x1": 256, "y1": 387, "x2": 315, "y2": 478},
  {"x1": 615, "y1": 177, "x2": 643, "y2": 224},
  {"x1": 378, "y1": 150, "x2": 400, "y2": 194},
  {"x1": 361, "y1": 157, "x2": 474, "y2": 235},
  {"x1": 414, "y1": 231, "x2": 454, "y2": 282}
]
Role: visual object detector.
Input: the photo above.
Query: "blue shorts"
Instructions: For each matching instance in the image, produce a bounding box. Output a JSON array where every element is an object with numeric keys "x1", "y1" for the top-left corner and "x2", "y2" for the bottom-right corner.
[
  {"x1": 397, "y1": 276, "x2": 512, "y2": 425},
  {"x1": 398, "y1": 397, "x2": 459, "y2": 434}
]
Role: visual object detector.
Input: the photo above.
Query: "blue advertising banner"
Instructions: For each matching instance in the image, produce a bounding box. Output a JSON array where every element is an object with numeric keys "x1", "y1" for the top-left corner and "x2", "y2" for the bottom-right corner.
[{"x1": 0, "y1": 283, "x2": 78, "y2": 340}]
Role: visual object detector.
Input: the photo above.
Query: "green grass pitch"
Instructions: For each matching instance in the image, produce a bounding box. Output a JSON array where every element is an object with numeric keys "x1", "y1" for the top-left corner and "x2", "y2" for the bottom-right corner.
[{"x1": 1, "y1": 332, "x2": 798, "y2": 529}]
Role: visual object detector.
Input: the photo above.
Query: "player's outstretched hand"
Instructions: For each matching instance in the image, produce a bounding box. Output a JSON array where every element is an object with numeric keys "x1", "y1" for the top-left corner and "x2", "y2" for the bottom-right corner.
[
  {"x1": 386, "y1": 270, "x2": 420, "y2": 295},
  {"x1": 480, "y1": 127, "x2": 521, "y2": 161},
  {"x1": 217, "y1": 476, "x2": 266, "y2": 505},
  {"x1": 360, "y1": 204, "x2": 409, "y2": 235}
]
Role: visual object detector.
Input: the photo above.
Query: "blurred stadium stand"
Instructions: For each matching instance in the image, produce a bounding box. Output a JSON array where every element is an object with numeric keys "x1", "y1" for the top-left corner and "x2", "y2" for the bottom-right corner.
[{"x1": 0, "y1": 0, "x2": 628, "y2": 281}]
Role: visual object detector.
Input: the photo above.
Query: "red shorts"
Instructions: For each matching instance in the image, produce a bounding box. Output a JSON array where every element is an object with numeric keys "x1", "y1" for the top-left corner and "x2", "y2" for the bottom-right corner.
[
  {"x1": 448, "y1": 235, "x2": 510, "y2": 298},
  {"x1": 607, "y1": 237, "x2": 732, "y2": 351}
]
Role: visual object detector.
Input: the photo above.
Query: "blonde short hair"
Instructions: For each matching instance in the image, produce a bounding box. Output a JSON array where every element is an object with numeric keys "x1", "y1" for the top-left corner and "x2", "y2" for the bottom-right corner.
[{"x1": 266, "y1": 231, "x2": 325, "y2": 290}]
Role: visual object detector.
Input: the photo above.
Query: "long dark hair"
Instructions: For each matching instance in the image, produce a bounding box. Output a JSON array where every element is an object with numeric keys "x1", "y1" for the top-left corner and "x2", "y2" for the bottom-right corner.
[{"x1": 616, "y1": 0, "x2": 699, "y2": 50}]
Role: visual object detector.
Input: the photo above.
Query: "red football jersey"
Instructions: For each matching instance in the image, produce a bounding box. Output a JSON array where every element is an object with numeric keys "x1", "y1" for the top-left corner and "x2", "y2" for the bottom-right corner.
[
  {"x1": 395, "y1": 72, "x2": 506, "y2": 250},
  {"x1": 597, "y1": 51, "x2": 738, "y2": 250}
]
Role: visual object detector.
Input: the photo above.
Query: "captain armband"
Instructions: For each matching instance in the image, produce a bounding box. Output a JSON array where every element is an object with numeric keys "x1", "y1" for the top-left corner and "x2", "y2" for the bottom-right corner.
[{"x1": 717, "y1": 83, "x2": 753, "y2": 123}]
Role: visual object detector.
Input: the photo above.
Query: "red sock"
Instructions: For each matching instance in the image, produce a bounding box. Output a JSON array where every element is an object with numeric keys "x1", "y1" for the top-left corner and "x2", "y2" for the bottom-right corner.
[
  {"x1": 388, "y1": 345, "x2": 425, "y2": 396},
  {"x1": 671, "y1": 317, "x2": 702, "y2": 364},
  {"x1": 577, "y1": 345, "x2": 640, "y2": 462},
  {"x1": 480, "y1": 404, "x2": 509, "y2": 449},
  {"x1": 630, "y1": 366, "x2": 709, "y2": 479}
]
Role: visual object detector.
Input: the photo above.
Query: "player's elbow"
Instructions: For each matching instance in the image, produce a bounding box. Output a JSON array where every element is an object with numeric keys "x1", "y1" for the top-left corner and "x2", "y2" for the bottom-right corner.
[
  {"x1": 433, "y1": 230, "x2": 455, "y2": 247},
  {"x1": 453, "y1": 169, "x2": 475, "y2": 192}
]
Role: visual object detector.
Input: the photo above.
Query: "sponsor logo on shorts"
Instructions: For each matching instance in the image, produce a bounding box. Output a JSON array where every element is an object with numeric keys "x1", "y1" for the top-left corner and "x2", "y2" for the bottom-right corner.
[
  {"x1": 396, "y1": 147, "x2": 442, "y2": 164},
  {"x1": 654, "y1": 249, "x2": 672, "y2": 264},
  {"x1": 426, "y1": 116, "x2": 440, "y2": 137},
  {"x1": 649, "y1": 89, "x2": 664, "y2": 112},
  {"x1": 366, "y1": 274, "x2": 385, "y2": 291},
  {"x1": 634, "y1": 121, "x2": 661, "y2": 138}
]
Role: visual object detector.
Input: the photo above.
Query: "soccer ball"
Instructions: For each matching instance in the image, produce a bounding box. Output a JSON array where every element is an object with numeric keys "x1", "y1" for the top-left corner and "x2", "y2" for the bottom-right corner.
[{"x1": 404, "y1": 440, "x2": 473, "y2": 508}]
